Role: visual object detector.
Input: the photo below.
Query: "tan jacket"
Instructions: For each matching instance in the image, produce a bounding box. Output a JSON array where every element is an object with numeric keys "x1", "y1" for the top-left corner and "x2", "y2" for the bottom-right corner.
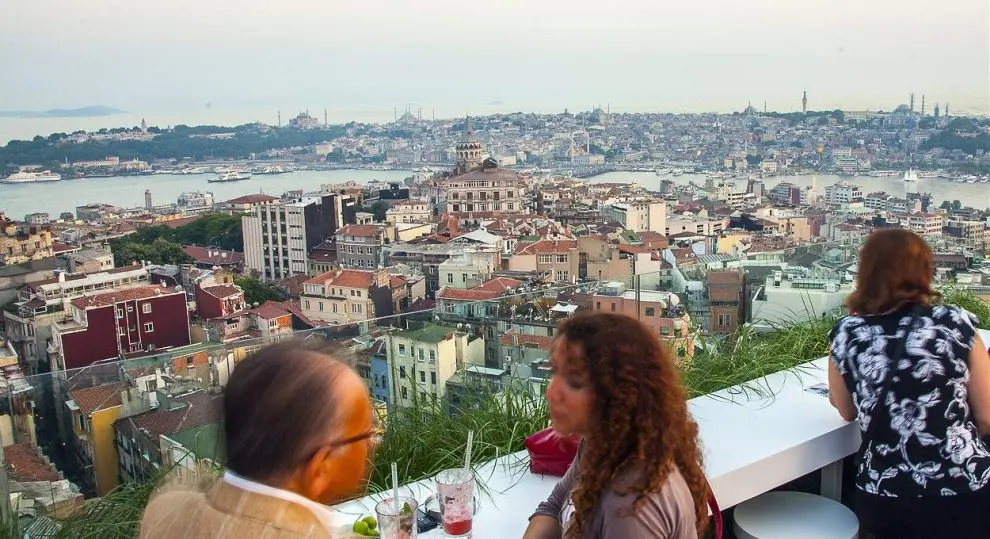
[{"x1": 140, "y1": 479, "x2": 335, "y2": 538}]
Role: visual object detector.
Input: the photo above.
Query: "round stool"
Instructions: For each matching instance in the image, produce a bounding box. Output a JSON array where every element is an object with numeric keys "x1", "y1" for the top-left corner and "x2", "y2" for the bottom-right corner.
[{"x1": 733, "y1": 491, "x2": 859, "y2": 539}]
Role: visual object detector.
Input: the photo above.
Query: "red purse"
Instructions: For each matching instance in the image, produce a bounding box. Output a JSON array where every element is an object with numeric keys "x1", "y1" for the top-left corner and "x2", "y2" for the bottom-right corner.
[{"x1": 524, "y1": 428, "x2": 581, "y2": 476}]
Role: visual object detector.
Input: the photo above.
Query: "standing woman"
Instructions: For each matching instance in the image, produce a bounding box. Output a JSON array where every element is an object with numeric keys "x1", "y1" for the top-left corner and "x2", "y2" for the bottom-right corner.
[
  {"x1": 828, "y1": 228, "x2": 990, "y2": 539},
  {"x1": 523, "y1": 312, "x2": 709, "y2": 539}
]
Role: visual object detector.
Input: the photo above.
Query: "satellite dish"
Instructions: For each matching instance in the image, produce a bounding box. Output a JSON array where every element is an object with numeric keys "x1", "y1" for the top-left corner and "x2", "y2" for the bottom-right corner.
[{"x1": 668, "y1": 294, "x2": 681, "y2": 307}]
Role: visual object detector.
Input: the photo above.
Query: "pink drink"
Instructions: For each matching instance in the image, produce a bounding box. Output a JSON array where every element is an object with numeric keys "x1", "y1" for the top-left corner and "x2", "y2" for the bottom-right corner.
[
  {"x1": 435, "y1": 468, "x2": 474, "y2": 537},
  {"x1": 375, "y1": 496, "x2": 418, "y2": 539}
]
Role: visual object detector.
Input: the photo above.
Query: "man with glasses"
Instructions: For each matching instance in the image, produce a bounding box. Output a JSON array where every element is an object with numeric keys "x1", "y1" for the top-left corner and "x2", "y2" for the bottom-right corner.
[{"x1": 141, "y1": 341, "x2": 382, "y2": 538}]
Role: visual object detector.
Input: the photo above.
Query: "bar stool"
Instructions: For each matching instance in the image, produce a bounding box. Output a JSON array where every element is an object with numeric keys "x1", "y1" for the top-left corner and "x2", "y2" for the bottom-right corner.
[{"x1": 733, "y1": 491, "x2": 859, "y2": 539}]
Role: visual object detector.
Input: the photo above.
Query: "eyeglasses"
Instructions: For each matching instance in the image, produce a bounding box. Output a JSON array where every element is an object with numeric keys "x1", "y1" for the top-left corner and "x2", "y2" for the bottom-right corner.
[{"x1": 300, "y1": 422, "x2": 386, "y2": 465}]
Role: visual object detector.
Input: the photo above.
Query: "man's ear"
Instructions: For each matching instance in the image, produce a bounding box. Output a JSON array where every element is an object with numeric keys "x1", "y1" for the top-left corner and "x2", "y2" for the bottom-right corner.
[{"x1": 299, "y1": 446, "x2": 334, "y2": 501}]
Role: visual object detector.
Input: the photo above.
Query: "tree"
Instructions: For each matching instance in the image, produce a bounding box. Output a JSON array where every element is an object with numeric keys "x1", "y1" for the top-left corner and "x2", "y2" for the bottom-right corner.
[
  {"x1": 108, "y1": 236, "x2": 193, "y2": 267},
  {"x1": 234, "y1": 276, "x2": 281, "y2": 305},
  {"x1": 173, "y1": 213, "x2": 243, "y2": 251}
]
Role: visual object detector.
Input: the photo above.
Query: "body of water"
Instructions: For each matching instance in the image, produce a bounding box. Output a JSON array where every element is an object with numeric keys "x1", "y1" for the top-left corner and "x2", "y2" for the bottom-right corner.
[
  {"x1": 591, "y1": 172, "x2": 990, "y2": 211},
  {"x1": 0, "y1": 170, "x2": 411, "y2": 219},
  {"x1": 2, "y1": 169, "x2": 988, "y2": 222}
]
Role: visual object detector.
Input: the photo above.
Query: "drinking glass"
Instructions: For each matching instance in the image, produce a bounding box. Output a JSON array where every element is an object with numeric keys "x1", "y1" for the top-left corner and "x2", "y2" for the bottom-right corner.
[
  {"x1": 435, "y1": 468, "x2": 475, "y2": 537},
  {"x1": 375, "y1": 496, "x2": 418, "y2": 539}
]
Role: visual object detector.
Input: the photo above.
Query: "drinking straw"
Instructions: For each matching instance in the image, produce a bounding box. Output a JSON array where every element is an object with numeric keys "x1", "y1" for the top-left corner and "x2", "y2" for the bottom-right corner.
[
  {"x1": 391, "y1": 462, "x2": 399, "y2": 512},
  {"x1": 464, "y1": 430, "x2": 475, "y2": 470}
]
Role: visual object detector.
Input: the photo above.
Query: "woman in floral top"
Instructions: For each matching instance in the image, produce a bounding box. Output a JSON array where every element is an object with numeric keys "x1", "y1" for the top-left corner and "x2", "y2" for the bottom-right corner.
[{"x1": 828, "y1": 229, "x2": 990, "y2": 538}]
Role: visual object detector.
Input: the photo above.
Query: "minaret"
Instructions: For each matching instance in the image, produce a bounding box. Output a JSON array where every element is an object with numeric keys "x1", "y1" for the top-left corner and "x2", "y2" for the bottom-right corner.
[
  {"x1": 945, "y1": 103, "x2": 950, "y2": 117},
  {"x1": 921, "y1": 95, "x2": 926, "y2": 117},
  {"x1": 324, "y1": 108, "x2": 328, "y2": 127},
  {"x1": 277, "y1": 110, "x2": 281, "y2": 127},
  {"x1": 934, "y1": 103, "x2": 941, "y2": 118},
  {"x1": 140, "y1": 118, "x2": 147, "y2": 133},
  {"x1": 144, "y1": 189, "x2": 153, "y2": 211},
  {"x1": 910, "y1": 92, "x2": 915, "y2": 113},
  {"x1": 802, "y1": 91, "x2": 807, "y2": 114}
]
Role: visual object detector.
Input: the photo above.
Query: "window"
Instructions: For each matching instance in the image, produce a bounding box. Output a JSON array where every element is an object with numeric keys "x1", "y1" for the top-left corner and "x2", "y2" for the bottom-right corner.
[
  {"x1": 350, "y1": 290, "x2": 355, "y2": 296},
  {"x1": 401, "y1": 387, "x2": 408, "y2": 399},
  {"x1": 557, "y1": 255, "x2": 567, "y2": 263},
  {"x1": 78, "y1": 414, "x2": 86, "y2": 432},
  {"x1": 127, "y1": 305, "x2": 134, "y2": 312},
  {"x1": 462, "y1": 273, "x2": 467, "y2": 283},
  {"x1": 399, "y1": 366, "x2": 407, "y2": 379},
  {"x1": 319, "y1": 302, "x2": 324, "y2": 312},
  {"x1": 143, "y1": 322, "x2": 154, "y2": 333},
  {"x1": 431, "y1": 372, "x2": 437, "y2": 384},
  {"x1": 119, "y1": 326, "x2": 126, "y2": 337},
  {"x1": 146, "y1": 379, "x2": 157, "y2": 392},
  {"x1": 420, "y1": 371, "x2": 426, "y2": 383},
  {"x1": 399, "y1": 344, "x2": 407, "y2": 355},
  {"x1": 356, "y1": 290, "x2": 362, "y2": 298},
  {"x1": 660, "y1": 326, "x2": 670, "y2": 335},
  {"x1": 430, "y1": 350, "x2": 436, "y2": 361},
  {"x1": 116, "y1": 308, "x2": 124, "y2": 319},
  {"x1": 447, "y1": 273, "x2": 453, "y2": 283},
  {"x1": 421, "y1": 391, "x2": 427, "y2": 401},
  {"x1": 304, "y1": 300, "x2": 310, "y2": 310},
  {"x1": 352, "y1": 304, "x2": 362, "y2": 314},
  {"x1": 596, "y1": 302, "x2": 601, "y2": 310},
  {"x1": 332, "y1": 303, "x2": 338, "y2": 313},
  {"x1": 141, "y1": 303, "x2": 152, "y2": 314},
  {"x1": 645, "y1": 307, "x2": 656, "y2": 317},
  {"x1": 610, "y1": 303, "x2": 616, "y2": 312}
]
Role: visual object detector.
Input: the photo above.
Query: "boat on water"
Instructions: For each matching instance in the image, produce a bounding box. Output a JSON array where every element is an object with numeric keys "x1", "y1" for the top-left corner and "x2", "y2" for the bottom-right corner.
[
  {"x1": 1, "y1": 170, "x2": 62, "y2": 184},
  {"x1": 903, "y1": 168, "x2": 919, "y2": 183},
  {"x1": 917, "y1": 171, "x2": 939, "y2": 179},
  {"x1": 252, "y1": 165, "x2": 290, "y2": 175},
  {"x1": 209, "y1": 170, "x2": 252, "y2": 183}
]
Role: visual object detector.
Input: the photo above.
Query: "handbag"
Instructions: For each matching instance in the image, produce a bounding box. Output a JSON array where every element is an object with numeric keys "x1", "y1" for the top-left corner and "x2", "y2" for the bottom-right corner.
[
  {"x1": 524, "y1": 428, "x2": 581, "y2": 476},
  {"x1": 706, "y1": 484, "x2": 724, "y2": 539}
]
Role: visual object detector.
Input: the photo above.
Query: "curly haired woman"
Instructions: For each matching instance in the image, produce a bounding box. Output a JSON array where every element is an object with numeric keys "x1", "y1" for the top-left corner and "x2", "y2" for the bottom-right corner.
[
  {"x1": 523, "y1": 312, "x2": 708, "y2": 539},
  {"x1": 828, "y1": 228, "x2": 990, "y2": 538}
]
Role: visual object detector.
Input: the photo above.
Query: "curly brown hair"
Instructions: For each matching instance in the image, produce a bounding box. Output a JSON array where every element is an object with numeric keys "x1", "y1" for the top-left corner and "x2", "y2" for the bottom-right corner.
[{"x1": 556, "y1": 312, "x2": 709, "y2": 537}]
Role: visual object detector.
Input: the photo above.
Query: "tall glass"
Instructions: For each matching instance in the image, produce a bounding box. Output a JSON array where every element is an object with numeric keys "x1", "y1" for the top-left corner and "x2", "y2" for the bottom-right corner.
[
  {"x1": 375, "y1": 496, "x2": 418, "y2": 539},
  {"x1": 435, "y1": 468, "x2": 475, "y2": 537}
]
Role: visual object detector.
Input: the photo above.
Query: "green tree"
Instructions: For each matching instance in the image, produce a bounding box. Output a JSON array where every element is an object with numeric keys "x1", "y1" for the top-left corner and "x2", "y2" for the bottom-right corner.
[
  {"x1": 173, "y1": 213, "x2": 243, "y2": 251},
  {"x1": 109, "y1": 236, "x2": 193, "y2": 267},
  {"x1": 369, "y1": 201, "x2": 390, "y2": 221},
  {"x1": 234, "y1": 276, "x2": 281, "y2": 305}
]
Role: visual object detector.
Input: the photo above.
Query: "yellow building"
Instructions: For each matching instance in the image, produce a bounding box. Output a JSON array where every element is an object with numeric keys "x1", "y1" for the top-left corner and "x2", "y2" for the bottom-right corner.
[
  {"x1": 0, "y1": 220, "x2": 54, "y2": 265},
  {"x1": 66, "y1": 382, "x2": 126, "y2": 496}
]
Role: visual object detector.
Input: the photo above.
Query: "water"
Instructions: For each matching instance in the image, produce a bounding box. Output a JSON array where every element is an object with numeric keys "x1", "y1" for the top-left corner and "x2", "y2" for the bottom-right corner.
[
  {"x1": 0, "y1": 170, "x2": 411, "y2": 219},
  {"x1": 591, "y1": 172, "x2": 990, "y2": 211},
  {"x1": 2, "y1": 169, "x2": 988, "y2": 222}
]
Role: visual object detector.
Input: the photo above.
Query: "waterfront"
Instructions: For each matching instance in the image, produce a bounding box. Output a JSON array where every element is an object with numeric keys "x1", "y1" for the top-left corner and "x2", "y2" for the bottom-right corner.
[
  {"x1": 0, "y1": 169, "x2": 411, "y2": 218},
  {"x1": 2, "y1": 169, "x2": 990, "y2": 220}
]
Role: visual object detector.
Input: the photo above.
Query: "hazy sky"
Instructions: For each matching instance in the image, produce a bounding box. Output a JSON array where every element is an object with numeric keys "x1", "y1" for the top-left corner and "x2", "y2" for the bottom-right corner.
[{"x1": 2, "y1": 0, "x2": 988, "y2": 120}]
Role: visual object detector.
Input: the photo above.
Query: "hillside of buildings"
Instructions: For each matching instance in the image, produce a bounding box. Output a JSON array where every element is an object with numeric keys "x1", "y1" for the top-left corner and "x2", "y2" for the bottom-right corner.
[{"x1": 0, "y1": 116, "x2": 989, "y2": 535}]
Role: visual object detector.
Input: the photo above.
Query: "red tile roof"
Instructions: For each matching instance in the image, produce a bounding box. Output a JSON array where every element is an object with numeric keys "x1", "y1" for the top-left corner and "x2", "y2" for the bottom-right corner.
[
  {"x1": 336, "y1": 224, "x2": 383, "y2": 237},
  {"x1": 201, "y1": 284, "x2": 243, "y2": 299},
  {"x1": 128, "y1": 391, "x2": 222, "y2": 442},
  {"x1": 163, "y1": 216, "x2": 203, "y2": 229},
  {"x1": 226, "y1": 194, "x2": 279, "y2": 205},
  {"x1": 51, "y1": 242, "x2": 79, "y2": 255},
  {"x1": 389, "y1": 275, "x2": 408, "y2": 289},
  {"x1": 5, "y1": 443, "x2": 61, "y2": 482},
  {"x1": 303, "y1": 268, "x2": 376, "y2": 289},
  {"x1": 71, "y1": 285, "x2": 183, "y2": 310},
  {"x1": 514, "y1": 239, "x2": 578, "y2": 255},
  {"x1": 500, "y1": 330, "x2": 554, "y2": 350},
  {"x1": 250, "y1": 300, "x2": 293, "y2": 320},
  {"x1": 69, "y1": 382, "x2": 126, "y2": 415},
  {"x1": 183, "y1": 246, "x2": 244, "y2": 265},
  {"x1": 437, "y1": 277, "x2": 522, "y2": 301}
]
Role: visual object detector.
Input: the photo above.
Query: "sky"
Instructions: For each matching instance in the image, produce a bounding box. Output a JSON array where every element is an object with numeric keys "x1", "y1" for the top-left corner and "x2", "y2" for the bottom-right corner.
[{"x1": 1, "y1": 0, "x2": 988, "y2": 126}]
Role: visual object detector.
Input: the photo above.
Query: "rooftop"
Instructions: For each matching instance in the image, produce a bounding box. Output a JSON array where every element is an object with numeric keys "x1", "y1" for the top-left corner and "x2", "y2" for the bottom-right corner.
[
  {"x1": 226, "y1": 194, "x2": 279, "y2": 205},
  {"x1": 67, "y1": 382, "x2": 126, "y2": 416},
  {"x1": 304, "y1": 268, "x2": 377, "y2": 289},
  {"x1": 336, "y1": 224, "x2": 385, "y2": 237},
  {"x1": 401, "y1": 324, "x2": 457, "y2": 343},
  {"x1": 70, "y1": 285, "x2": 182, "y2": 310},
  {"x1": 201, "y1": 284, "x2": 242, "y2": 299}
]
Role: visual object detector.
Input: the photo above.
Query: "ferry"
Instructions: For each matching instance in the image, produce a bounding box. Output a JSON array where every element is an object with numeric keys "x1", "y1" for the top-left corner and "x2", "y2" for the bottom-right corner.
[
  {"x1": 208, "y1": 169, "x2": 252, "y2": 183},
  {"x1": 253, "y1": 165, "x2": 290, "y2": 175},
  {"x1": 1, "y1": 170, "x2": 62, "y2": 184}
]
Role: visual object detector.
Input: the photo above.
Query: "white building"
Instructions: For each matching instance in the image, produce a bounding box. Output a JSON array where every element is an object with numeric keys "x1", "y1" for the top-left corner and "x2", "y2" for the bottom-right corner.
[
  {"x1": 242, "y1": 194, "x2": 354, "y2": 281},
  {"x1": 750, "y1": 271, "x2": 852, "y2": 329},
  {"x1": 385, "y1": 200, "x2": 432, "y2": 225},
  {"x1": 600, "y1": 201, "x2": 667, "y2": 234},
  {"x1": 824, "y1": 182, "x2": 863, "y2": 205},
  {"x1": 438, "y1": 249, "x2": 496, "y2": 289},
  {"x1": 385, "y1": 324, "x2": 485, "y2": 408}
]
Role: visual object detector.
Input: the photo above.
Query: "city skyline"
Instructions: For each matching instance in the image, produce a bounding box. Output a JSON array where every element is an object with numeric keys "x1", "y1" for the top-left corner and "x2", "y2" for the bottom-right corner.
[{"x1": 2, "y1": 0, "x2": 988, "y2": 120}]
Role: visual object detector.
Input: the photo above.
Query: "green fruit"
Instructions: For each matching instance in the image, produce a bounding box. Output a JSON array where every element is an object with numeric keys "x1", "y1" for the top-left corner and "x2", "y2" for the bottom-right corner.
[
  {"x1": 367, "y1": 530, "x2": 380, "y2": 537},
  {"x1": 352, "y1": 521, "x2": 370, "y2": 535},
  {"x1": 401, "y1": 502, "x2": 413, "y2": 515},
  {"x1": 363, "y1": 516, "x2": 378, "y2": 530}
]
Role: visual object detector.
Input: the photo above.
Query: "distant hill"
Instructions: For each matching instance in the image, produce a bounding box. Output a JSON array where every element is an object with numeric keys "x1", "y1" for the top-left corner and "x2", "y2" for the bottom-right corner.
[{"x1": 0, "y1": 105, "x2": 126, "y2": 118}]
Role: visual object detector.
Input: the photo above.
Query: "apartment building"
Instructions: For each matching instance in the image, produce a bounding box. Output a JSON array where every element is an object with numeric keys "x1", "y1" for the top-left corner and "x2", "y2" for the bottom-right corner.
[
  {"x1": 0, "y1": 219, "x2": 54, "y2": 265},
  {"x1": 242, "y1": 194, "x2": 357, "y2": 281},
  {"x1": 385, "y1": 200, "x2": 432, "y2": 225},
  {"x1": 3, "y1": 264, "x2": 149, "y2": 372},
  {"x1": 300, "y1": 268, "x2": 393, "y2": 328},
  {"x1": 385, "y1": 324, "x2": 484, "y2": 409},
  {"x1": 335, "y1": 224, "x2": 392, "y2": 269},
  {"x1": 508, "y1": 239, "x2": 579, "y2": 283},
  {"x1": 824, "y1": 182, "x2": 863, "y2": 205},
  {"x1": 600, "y1": 201, "x2": 667, "y2": 234},
  {"x1": 50, "y1": 285, "x2": 191, "y2": 371},
  {"x1": 442, "y1": 168, "x2": 526, "y2": 214},
  {"x1": 902, "y1": 212, "x2": 944, "y2": 236},
  {"x1": 707, "y1": 269, "x2": 745, "y2": 335},
  {"x1": 438, "y1": 249, "x2": 496, "y2": 289},
  {"x1": 591, "y1": 283, "x2": 696, "y2": 361},
  {"x1": 751, "y1": 272, "x2": 851, "y2": 328}
]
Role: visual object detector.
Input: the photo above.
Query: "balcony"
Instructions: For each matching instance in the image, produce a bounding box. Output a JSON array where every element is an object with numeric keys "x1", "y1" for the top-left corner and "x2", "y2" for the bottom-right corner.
[{"x1": 7, "y1": 274, "x2": 989, "y2": 537}]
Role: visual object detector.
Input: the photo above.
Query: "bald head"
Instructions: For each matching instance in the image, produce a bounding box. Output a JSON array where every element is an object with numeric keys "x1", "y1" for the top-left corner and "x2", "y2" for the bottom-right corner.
[{"x1": 224, "y1": 340, "x2": 361, "y2": 483}]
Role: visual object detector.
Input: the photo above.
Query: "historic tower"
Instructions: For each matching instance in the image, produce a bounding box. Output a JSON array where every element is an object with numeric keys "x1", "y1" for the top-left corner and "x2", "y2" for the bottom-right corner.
[
  {"x1": 802, "y1": 90, "x2": 807, "y2": 114},
  {"x1": 455, "y1": 116, "x2": 484, "y2": 174}
]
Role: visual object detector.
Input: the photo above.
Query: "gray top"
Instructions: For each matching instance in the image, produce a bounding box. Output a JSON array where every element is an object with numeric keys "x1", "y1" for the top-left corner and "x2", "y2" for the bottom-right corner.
[{"x1": 530, "y1": 443, "x2": 698, "y2": 538}]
